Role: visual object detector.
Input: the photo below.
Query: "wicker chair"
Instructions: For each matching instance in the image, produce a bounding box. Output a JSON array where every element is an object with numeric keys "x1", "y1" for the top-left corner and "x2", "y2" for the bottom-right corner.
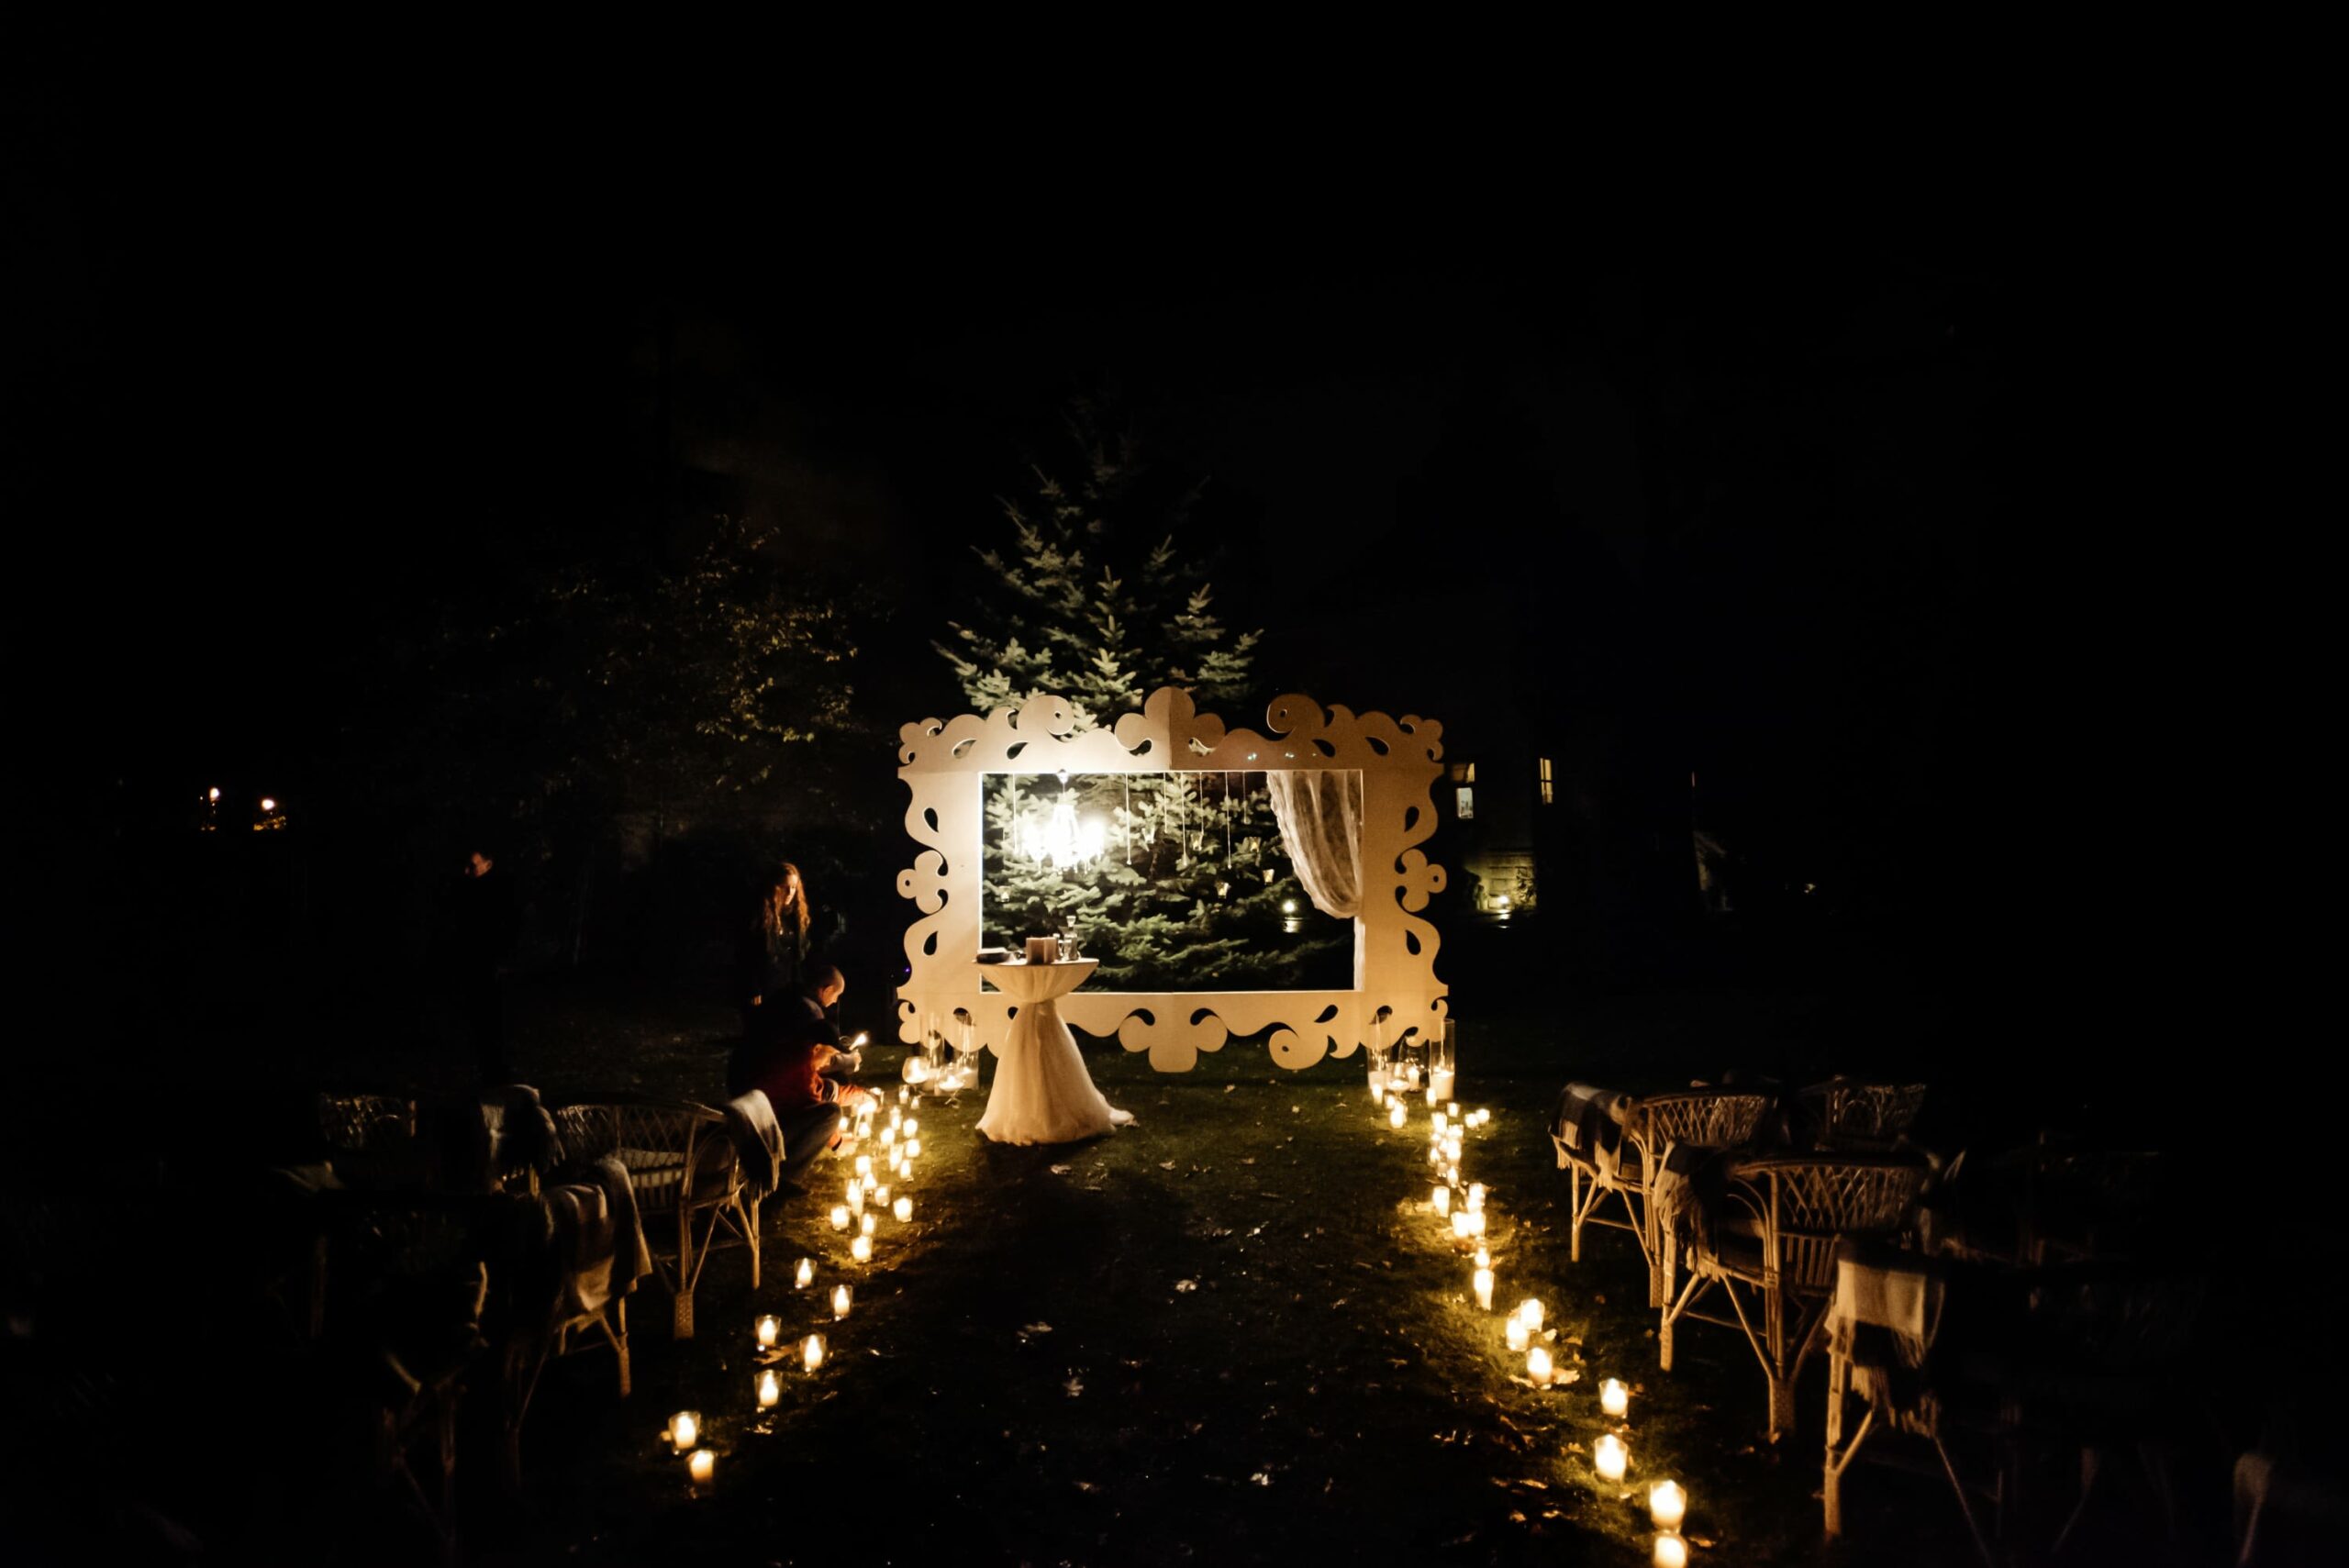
[
  {"x1": 1795, "y1": 1078, "x2": 1930, "y2": 1152},
  {"x1": 1560, "y1": 1087, "x2": 1776, "y2": 1307},
  {"x1": 1662, "y1": 1151, "x2": 1928, "y2": 1440},
  {"x1": 547, "y1": 1093, "x2": 751, "y2": 1338}
]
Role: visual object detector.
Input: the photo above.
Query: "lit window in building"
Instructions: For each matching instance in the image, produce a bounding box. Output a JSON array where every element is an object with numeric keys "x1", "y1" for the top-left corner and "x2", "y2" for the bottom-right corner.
[
  {"x1": 1538, "y1": 756, "x2": 1553, "y2": 806},
  {"x1": 1455, "y1": 786, "x2": 1475, "y2": 819}
]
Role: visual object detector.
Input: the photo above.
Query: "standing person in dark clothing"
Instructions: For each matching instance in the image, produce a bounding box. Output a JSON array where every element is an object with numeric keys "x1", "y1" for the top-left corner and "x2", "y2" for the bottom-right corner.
[
  {"x1": 736, "y1": 862, "x2": 825, "y2": 1043},
  {"x1": 727, "y1": 963, "x2": 867, "y2": 1190},
  {"x1": 449, "y1": 840, "x2": 522, "y2": 1085}
]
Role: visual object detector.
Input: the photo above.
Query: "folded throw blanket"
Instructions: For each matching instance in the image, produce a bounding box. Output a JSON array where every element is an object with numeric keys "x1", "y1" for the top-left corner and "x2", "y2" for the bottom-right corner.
[{"x1": 726, "y1": 1090, "x2": 785, "y2": 1200}]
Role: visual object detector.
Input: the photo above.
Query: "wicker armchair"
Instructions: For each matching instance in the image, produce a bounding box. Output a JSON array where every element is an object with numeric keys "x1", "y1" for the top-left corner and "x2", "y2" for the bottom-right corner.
[
  {"x1": 547, "y1": 1093, "x2": 751, "y2": 1338},
  {"x1": 1795, "y1": 1078, "x2": 1929, "y2": 1152},
  {"x1": 1662, "y1": 1151, "x2": 1928, "y2": 1440},
  {"x1": 1560, "y1": 1087, "x2": 1776, "y2": 1307}
]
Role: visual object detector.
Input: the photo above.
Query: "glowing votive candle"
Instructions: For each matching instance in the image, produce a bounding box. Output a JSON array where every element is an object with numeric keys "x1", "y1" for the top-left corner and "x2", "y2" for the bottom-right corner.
[
  {"x1": 1601, "y1": 1378, "x2": 1631, "y2": 1418},
  {"x1": 1473, "y1": 1266, "x2": 1494, "y2": 1310},
  {"x1": 1447, "y1": 1163, "x2": 1462, "y2": 1186},
  {"x1": 872, "y1": 1183, "x2": 890, "y2": 1207},
  {"x1": 1447, "y1": 1101, "x2": 1460, "y2": 1118},
  {"x1": 904, "y1": 1138, "x2": 921, "y2": 1159},
  {"x1": 851, "y1": 1234, "x2": 874, "y2": 1263},
  {"x1": 854, "y1": 1154, "x2": 873, "y2": 1179},
  {"x1": 795, "y1": 1257, "x2": 814, "y2": 1289},
  {"x1": 881, "y1": 1126, "x2": 896, "y2": 1147},
  {"x1": 1389, "y1": 1106, "x2": 1407, "y2": 1129},
  {"x1": 1652, "y1": 1532, "x2": 1687, "y2": 1568},
  {"x1": 1649, "y1": 1480, "x2": 1687, "y2": 1530},
  {"x1": 1431, "y1": 1113, "x2": 1449, "y2": 1137},
  {"x1": 688, "y1": 1448, "x2": 716, "y2": 1484},
  {"x1": 1451, "y1": 1211, "x2": 1473, "y2": 1240},
  {"x1": 1473, "y1": 1246, "x2": 1490, "y2": 1270},
  {"x1": 888, "y1": 1106, "x2": 902, "y2": 1129},
  {"x1": 831, "y1": 1284, "x2": 852, "y2": 1319},
  {"x1": 1520, "y1": 1298, "x2": 1543, "y2": 1332},
  {"x1": 757, "y1": 1369, "x2": 780, "y2": 1408},
  {"x1": 669, "y1": 1410, "x2": 699, "y2": 1449},
  {"x1": 755, "y1": 1314, "x2": 780, "y2": 1347},
  {"x1": 1425, "y1": 1084, "x2": 1438, "y2": 1106},
  {"x1": 860, "y1": 1212, "x2": 876, "y2": 1238},
  {"x1": 1506, "y1": 1313, "x2": 1531, "y2": 1352},
  {"x1": 1595, "y1": 1432, "x2": 1629, "y2": 1482},
  {"x1": 1465, "y1": 1210, "x2": 1486, "y2": 1239},
  {"x1": 847, "y1": 1179, "x2": 865, "y2": 1215},
  {"x1": 829, "y1": 1205, "x2": 850, "y2": 1230},
  {"x1": 803, "y1": 1333, "x2": 826, "y2": 1372},
  {"x1": 1465, "y1": 1183, "x2": 1486, "y2": 1213},
  {"x1": 893, "y1": 1195, "x2": 913, "y2": 1222},
  {"x1": 1432, "y1": 1184, "x2": 1453, "y2": 1217},
  {"x1": 1443, "y1": 1136, "x2": 1463, "y2": 1162},
  {"x1": 1527, "y1": 1347, "x2": 1553, "y2": 1385},
  {"x1": 896, "y1": 1085, "x2": 907, "y2": 1104},
  {"x1": 904, "y1": 1119, "x2": 918, "y2": 1137}
]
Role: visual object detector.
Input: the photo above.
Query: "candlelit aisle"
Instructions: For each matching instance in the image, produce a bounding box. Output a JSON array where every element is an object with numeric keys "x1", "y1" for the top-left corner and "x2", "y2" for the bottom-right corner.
[{"x1": 443, "y1": 984, "x2": 2054, "y2": 1568}]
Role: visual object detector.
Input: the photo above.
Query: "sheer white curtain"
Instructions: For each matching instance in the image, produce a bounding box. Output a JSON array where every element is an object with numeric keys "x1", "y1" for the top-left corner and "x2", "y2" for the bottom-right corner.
[{"x1": 1264, "y1": 770, "x2": 1363, "y2": 918}]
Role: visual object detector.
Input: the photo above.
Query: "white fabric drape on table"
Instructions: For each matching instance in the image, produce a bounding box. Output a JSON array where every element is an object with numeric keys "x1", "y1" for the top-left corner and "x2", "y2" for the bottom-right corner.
[{"x1": 1264, "y1": 770, "x2": 1363, "y2": 918}]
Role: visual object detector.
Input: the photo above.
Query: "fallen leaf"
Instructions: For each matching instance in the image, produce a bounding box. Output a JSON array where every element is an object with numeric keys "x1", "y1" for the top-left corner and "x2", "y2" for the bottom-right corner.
[
  {"x1": 1050, "y1": 1164, "x2": 1072, "y2": 1175},
  {"x1": 1555, "y1": 1369, "x2": 1582, "y2": 1385},
  {"x1": 1159, "y1": 1161, "x2": 1177, "y2": 1171},
  {"x1": 1250, "y1": 1472, "x2": 1271, "y2": 1486},
  {"x1": 1064, "y1": 1378, "x2": 1085, "y2": 1397},
  {"x1": 1023, "y1": 1322, "x2": 1053, "y2": 1334},
  {"x1": 1225, "y1": 1084, "x2": 1237, "y2": 1093}
]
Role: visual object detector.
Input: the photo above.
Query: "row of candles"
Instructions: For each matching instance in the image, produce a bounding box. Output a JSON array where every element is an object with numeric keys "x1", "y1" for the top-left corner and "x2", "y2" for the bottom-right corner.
[
  {"x1": 666, "y1": 1083, "x2": 934, "y2": 1487},
  {"x1": 1380, "y1": 1074, "x2": 1693, "y2": 1563}
]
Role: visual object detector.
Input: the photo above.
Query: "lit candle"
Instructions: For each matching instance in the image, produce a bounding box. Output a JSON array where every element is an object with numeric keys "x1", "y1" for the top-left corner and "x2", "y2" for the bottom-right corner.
[
  {"x1": 1432, "y1": 1184, "x2": 1453, "y2": 1217},
  {"x1": 1367, "y1": 1068, "x2": 1387, "y2": 1105},
  {"x1": 1601, "y1": 1379, "x2": 1631, "y2": 1418},
  {"x1": 872, "y1": 1183, "x2": 891, "y2": 1207},
  {"x1": 1595, "y1": 1433, "x2": 1628, "y2": 1482},
  {"x1": 829, "y1": 1205, "x2": 850, "y2": 1230},
  {"x1": 1431, "y1": 1113, "x2": 1449, "y2": 1137},
  {"x1": 1473, "y1": 1246, "x2": 1490, "y2": 1270},
  {"x1": 851, "y1": 1234, "x2": 873, "y2": 1263},
  {"x1": 882, "y1": 1126, "x2": 896, "y2": 1147},
  {"x1": 1519, "y1": 1298, "x2": 1543, "y2": 1332},
  {"x1": 897, "y1": 1086, "x2": 907, "y2": 1105},
  {"x1": 847, "y1": 1179, "x2": 865, "y2": 1215},
  {"x1": 1447, "y1": 1101, "x2": 1460, "y2": 1118},
  {"x1": 904, "y1": 1119, "x2": 919, "y2": 1137},
  {"x1": 1648, "y1": 1480, "x2": 1687, "y2": 1530},
  {"x1": 1451, "y1": 1211, "x2": 1472, "y2": 1241},
  {"x1": 860, "y1": 1212, "x2": 876, "y2": 1238},
  {"x1": 1651, "y1": 1532, "x2": 1687, "y2": 1568},
  {"x1": 893, "y1": 1195, "x2": 913, "y2": 1222},
  {"x1": 803, "y1": 1333, "x2": 826, "y2": 1372},
  {"x1": 1447, "y1": 1162, "x2": 1462, "y2": 1186},
  {"x1": 688, "y1": 1448, "x2": 716, "y2": 1484},
  {"x1": 1388, "y1": 1106, "x2": 1407, "y2": 1129},
  {"x1": 888, "y1": 1106, "x2": 903, "y2": 1129},
  {"x1": 831, "y1": 1284, "x2": 852, "y2": 1319},
  {"x1": 1465, "y1": 1184, "x2": 1486, "y2": 1213},
  {"x1": 1506, "y1": 1313, "x2": 1531, "y2": 1352},
  {"x1": 1473, "y1": 1267, "x2": 1494, "y2": 1310},
  {"x1": 1465, "y1": 1210, "x2": 1486, "y2": 1239},
  {"x1": 1443, "y1": 1136, "x2": 1463, "y2": 1163},
  {"x1": 904, "y1": 1138, "x2": 921, "y2": 1159},
  {"x1": 757, "y1": 1369, "x2": 780, "y2": 1408},
  {"x1": 1528, "y1": 1347, "x2": 1553, "y2": 1386},
  {"x1": 854, "y1": 1154, "x2": 873, "y2": 1179},
  {"x1": 754, "y1": 1314, "x2": 780, "y2": 1347},
  {"x1": 1425, "y1": 1084, "x2": 1438, "y2": 1106},
  {"x1": 669, "y1": 1410, "x2": 699, "y2": 1449},
  {"x1": 795, "y1": 1257, "x2": 814, "y2": 1289}
]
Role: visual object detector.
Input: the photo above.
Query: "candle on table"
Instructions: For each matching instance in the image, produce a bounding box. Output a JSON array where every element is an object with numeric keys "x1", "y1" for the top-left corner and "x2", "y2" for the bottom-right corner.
[
  {"x1": 803, "y1": 1333, "x2": 826, "y2": 1372},
  {"x1": 795, "y1": 1257, "x2": 814, "y2": 1289},
  {"x1": 831, "y1": 1284, "x2": 852, "y2": 1319},
  {"x1": 1594, "y1": 1433, "x2": 1628, "y2": 1482},
  {"x1": 1648, "y1": 1481, "x2": 1687, "y2": 1530},
  {"x1": 1473, "y1": 1267, "x2": 1494, "y2": 1310},
  {"x1": 669, "y1": 1411, "x2": 699, "y2": 1449},
  {"x1": 1506, "y1": 1313, "x2": 1531, "y2": 1352},
  {"x1": 851, "y1": 1234, "x2": 874, "y2": 1263},
  {"x1": 1431, "y1": 1184, "x2": 1452, "y2": 1217},
  {"x1": 757, "y1": 1369, "x2": 780, "y2": 1408},
  {"x1": 688, "y1": 1448, "x2": 716, "y2": 1484},
  {"x1": 754, "y1": 1314, "x2": 780, "y2": 1347},
  {"x1": 1527, "y1": 1347, "x2": 1553, "y2": 1386},
  {"x1": 1601, "y1": 1378, "x2": 1631, "y2": 1418},
  {"x1": 1651, "y1": 1533, "x2": 1687, "y2": 1568},
  {"x1": 893, "y1": 1195, "x2": 913, "y2": 1222},
  {"x1": 1519, "y1": 1298, "x2": 1543, "y2": 1332}
]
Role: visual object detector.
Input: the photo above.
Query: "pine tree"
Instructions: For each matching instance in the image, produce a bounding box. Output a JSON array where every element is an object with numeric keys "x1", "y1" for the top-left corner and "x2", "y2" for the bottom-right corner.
[{"x1": 938, "y1": 396, "x2": 1345, "y2": 995}]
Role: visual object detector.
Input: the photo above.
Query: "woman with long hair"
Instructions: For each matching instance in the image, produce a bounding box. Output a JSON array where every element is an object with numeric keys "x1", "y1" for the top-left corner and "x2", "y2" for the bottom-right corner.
[{"x1": 738, "y1": 862, "x2": 813, "y2": 1042}]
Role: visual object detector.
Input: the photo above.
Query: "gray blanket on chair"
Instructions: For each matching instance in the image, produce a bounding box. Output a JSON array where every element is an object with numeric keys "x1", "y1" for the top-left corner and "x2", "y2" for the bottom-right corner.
[
  {"x1": 725, "y1": 1090, "x2": 785, "y2": 1200},
  {"x1": 1552, "y1": 1082, "x2": 1626, "y2": 1166}
]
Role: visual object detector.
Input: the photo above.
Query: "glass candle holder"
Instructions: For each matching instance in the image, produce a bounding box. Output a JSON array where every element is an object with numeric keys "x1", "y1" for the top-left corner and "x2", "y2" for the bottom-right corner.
[
  {"x1": 795, "y1": 1258, "x2": 814, "y2": 1289},
  {"x1": 831, "y1": 1284, "x2": 852, "y2": 1319},
  {"x1": 668, "y1": 1410, "x2": 700, "y2": 1449},
  {"x1": 802, "y1": 1333, "x2": 827, "y2": 1372},
  {"x1": 1648, "y1": 1481, "x2": 1687, "y2": 1530},
  {"x1": 754, "y1": 1314, "x2": 780, "y2": 1347},
  {"x1": 688, "y1": 1448, "x2": 716, "y2": 1484},
  {"x1": 1601, "y1": 1379, "x2": 1631, "y2": 1418},
  {"x1": 1595, "y1": 1433, "x2": 1628, "y2": 1482},
  {"x1": 757, "y1": 1369, "x2": 780, "y2": 1408}
]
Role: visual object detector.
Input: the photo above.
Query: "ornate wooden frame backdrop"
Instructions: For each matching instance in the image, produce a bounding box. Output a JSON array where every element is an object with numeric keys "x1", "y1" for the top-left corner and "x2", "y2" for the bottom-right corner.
[{"x1": 895, "y1": 688, "x2": 1449, "y2": 1071}]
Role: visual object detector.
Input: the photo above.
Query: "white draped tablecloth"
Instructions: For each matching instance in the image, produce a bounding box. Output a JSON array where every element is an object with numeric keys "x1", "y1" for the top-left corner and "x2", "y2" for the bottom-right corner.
[{"x1": 974, "y1": 961, "x2": 1134, "y2": 1145}]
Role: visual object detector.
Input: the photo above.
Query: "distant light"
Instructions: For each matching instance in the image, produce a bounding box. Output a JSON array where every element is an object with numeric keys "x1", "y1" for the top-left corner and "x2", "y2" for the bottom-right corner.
[
  {"x1": 207, "y1": 787, "x2": 220, "y2": 802},
  {"x1": 1496, "y1": 896, "x2": 1510, "y2": 910},
  {"x1": 1281, "y1": 899, "x2": 1297, "y2": 915},
  {"x1": 260, "y1": 797, "x2": 277, "y2": 813}
]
